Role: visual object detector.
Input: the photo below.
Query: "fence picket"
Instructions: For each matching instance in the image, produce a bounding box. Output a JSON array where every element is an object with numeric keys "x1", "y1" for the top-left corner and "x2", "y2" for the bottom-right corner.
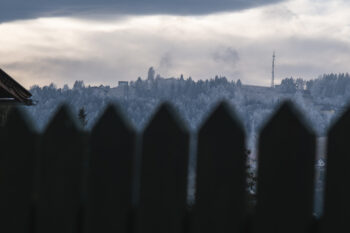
[
  {"x1": 194, "y1": 102, "x2": 246, "y2": 233},
  {"x1": 87, "y1": 105, "x2": 135, "y2": 233},
  {"x1": 322, "y1": 108, "x2": 350, "y2": 233},
  {"x1": 255, "y1": 101, "x2": 315, "y2": 233},
  {"x1": 138, "y1": 103, "x2": 189, "y2": 233},
  {"x1": 0, "y1": 108, "x2": 37, "y2": 233},
  {"x1": 1, "y1": 101, "x2": 346, "y2": 233},
  {"x1": 37, "y1": 106, "x2": 84, "y2": 233}
]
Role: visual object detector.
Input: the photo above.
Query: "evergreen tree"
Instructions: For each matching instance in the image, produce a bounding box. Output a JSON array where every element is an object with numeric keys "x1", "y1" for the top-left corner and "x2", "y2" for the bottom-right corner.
[
  {"x1": 246, "y1": 149, "x2": 257, "y2": 209},
  {"x1": 78, "y1": 107, "x2": 87, "y2": 128},
  {"x1": 280, "y1": 77, "x2": 296, "y2": 93},
  {"x1": 236, "y1": 79, "x2": 242, "y2": 88}
]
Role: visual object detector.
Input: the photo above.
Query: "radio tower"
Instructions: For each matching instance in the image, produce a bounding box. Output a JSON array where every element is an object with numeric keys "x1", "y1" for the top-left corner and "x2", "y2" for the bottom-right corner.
[{"x1": 271, "y1": 51, "x2": 275, "y2": 88}]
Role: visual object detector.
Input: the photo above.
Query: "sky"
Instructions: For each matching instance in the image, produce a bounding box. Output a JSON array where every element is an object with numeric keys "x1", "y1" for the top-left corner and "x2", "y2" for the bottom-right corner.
[{"x1": 0, "y1": 0, "x2": 350, "y2": 88}]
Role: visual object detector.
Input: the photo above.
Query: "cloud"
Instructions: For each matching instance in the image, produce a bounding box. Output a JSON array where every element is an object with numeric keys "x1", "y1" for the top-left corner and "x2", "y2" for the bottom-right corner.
[
  {"x1": 1, "y1": 0, "x2": 350, "y2": 88},
  {"x1": 1, "y1": 0, "x2": 288, "y2": 22},
  {"x1": 159, "y1": 52, "x2": 174, "y2": 73},
  {"x1": 212, "y1": 47, "x2": 240, "y2": 66},
  {"x1": 261, "y1": 5, "x2": 297, "y2": 21}
]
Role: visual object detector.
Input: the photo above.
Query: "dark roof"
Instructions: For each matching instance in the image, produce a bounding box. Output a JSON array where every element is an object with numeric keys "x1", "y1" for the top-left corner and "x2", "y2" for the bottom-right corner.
[{"x1": 0, "y1": 69, "x2": 33, "y2": 105}]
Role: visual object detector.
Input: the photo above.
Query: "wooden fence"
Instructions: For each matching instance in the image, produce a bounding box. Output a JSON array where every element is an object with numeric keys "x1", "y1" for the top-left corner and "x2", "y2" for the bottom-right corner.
[{"x1": 0, "y1": 100, "x2": 348, "y2": 233}]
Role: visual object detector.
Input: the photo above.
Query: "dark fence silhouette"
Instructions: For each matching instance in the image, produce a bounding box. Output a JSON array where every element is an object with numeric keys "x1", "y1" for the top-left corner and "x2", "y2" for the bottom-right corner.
[{"x1": 0, "y1": 100, "x2": 346, "y2": 233}]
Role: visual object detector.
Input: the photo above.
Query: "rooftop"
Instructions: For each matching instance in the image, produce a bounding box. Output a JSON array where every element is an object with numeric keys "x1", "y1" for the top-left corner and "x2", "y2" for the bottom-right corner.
[{"x1": 0, "y1": 69, "x2": 33, "y2": 105}]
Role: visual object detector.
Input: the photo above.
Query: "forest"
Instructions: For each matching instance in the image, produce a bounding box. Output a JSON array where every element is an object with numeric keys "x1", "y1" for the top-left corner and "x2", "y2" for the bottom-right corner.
[
  {"x1": 25, "y1": 69, "x2": 350, "y2": 146},
  {"x1": 24, "y1": 68, "x2": 350, "y2": 215}
]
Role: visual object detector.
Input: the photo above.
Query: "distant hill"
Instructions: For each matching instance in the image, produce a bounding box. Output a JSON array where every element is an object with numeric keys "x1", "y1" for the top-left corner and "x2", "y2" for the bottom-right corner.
[{"x1": 23, "y1": 73, "x2": 350, "y2": 151}]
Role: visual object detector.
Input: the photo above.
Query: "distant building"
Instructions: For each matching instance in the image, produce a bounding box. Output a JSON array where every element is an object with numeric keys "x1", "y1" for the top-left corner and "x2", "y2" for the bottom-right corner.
[
  {"x1": 118, "y1": 81, "x2": 128, "y2": 87},
  {"x1": 118, "y1": 81, "x2": 129, "y2": 98},
  {"x1": 242, "y1": 84, "x2": 272, "y2": 93}
]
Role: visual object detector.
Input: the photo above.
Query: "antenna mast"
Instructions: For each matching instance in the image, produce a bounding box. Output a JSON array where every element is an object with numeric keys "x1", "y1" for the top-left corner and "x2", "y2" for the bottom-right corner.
[{"x1": 271, "y1": 51, "x2": 275, "y2": 88}]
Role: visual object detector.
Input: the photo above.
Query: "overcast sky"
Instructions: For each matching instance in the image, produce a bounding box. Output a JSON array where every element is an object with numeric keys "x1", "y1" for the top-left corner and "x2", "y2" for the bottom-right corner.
[{"x1": 0, "y1": 0, "x2": 349, "y2": 88}]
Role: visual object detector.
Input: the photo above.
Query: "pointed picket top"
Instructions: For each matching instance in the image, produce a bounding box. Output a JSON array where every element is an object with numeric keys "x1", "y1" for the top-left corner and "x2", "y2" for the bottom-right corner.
[
  {"x1": 44, "y1": 104, "x2": 77, "y2": 134},
  {"x1": 138, "y1": 102, "x2": 189, "y2": 233},
  {"x1": 322, "y1": 107, "x2": 350, "y2": 233},
  {"x1": 256, "y1": 101, "x2": 316, "y2": 233},
  {"x1": 92, "y1": 104, "x2": 134, "y2": 139},
  {"x1": 38, "y1": 104, "x2": 84, "y2": 233},
  {"x1": 3, "y1": 107, "x2": 33, "y2": 133},
  {"x1": 144, "y1": 102, "x2": 188, "y2": 136},
  {"x1": 0, "y1": 107, "x2": 37, "y2": 233},
  {"x1": 87, "y1": 104, "x2": 135, "y2": 233},
  {"x1": 199, "y1": 101, "x2": 244, "y2": 136},
  {"x1": 260, "y1": 101, "x2": 313, "y2": 138},
  {"x1": 328, "y1": 106, "x2": 350, "y2": 138},
  {"x1": 195, "y1": 101, "x2": 246, "y2": 233}
]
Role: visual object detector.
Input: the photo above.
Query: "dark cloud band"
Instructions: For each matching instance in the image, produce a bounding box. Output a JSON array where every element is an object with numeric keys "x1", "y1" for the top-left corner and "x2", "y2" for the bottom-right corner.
[{"x1": 1, "y1": 0, "x2": 287, "y2": 22}]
